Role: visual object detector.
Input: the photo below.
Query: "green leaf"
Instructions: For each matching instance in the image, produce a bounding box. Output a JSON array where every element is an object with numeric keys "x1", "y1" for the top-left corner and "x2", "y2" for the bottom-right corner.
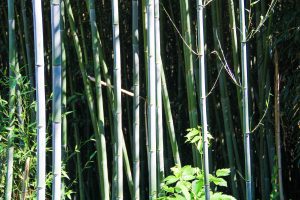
[
  {"x1": 209, "y1": 175, "x2": 227, "y2": 187},
  {"x1": 173, "y1": 194, "x2": 186, "y2": 200},
  {"x1": 164, "y1": 175, "x2": 179, "y2": 185},
  {"x1": 176, "y1": 181, "x2": 191, "y2": 200},
  {"x1": 211, "y1": 192, "x2": 236, "y2": 200},
  {"x1": 216, "y1": 168, "x2": 230, "y2": 177},
  {"x1": 192, "y1": 180, "x2": 202, "y2": 196},
  {"x1": 162, "y1": 184, "x2": 175, "y2": 193}
]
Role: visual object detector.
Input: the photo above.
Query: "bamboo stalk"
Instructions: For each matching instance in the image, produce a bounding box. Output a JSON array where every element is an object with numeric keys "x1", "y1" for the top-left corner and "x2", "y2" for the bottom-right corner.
[
  {"x1": 132, "y1": 0, "x2": 140, "y2": 198},
  {"x1": 51, "y1": 0, "x2": 62, "y2": 199},
  {"x1": 5, "y1": 1, "x2": 16, "y2": 199},
  {"x1": 196, "y1": 1, "x2": 209, "y2": 199},
  {"x1": 21, "y1": 0, "x2": 34, "y2": 90},
  {"x1": 274, "y1": 49, "x2": 284, "y2": 200},
  {"x1": 147, "y1": 0, "x2": 157, "y2": 198},
  {"x1": 179, "y1": 0, "x2": 199, "y2": 167},
  {"x1": 21, "y1": 158, "x2": 30, "y2": 200},
  {"x1": 111, "y1": 0, "x2": 123, "y2": 198},
  {"x1": 88, "y1": 0, "x2": 110, "y2": 199},
  {"x1": 65, "y1": 1, "x2": 110, "y2": 198},
  {"x1": 211, "y1": 1, "x2": 239, "y2": 198},
  {"x1": 32, "y1": 0, "x2": 47, "y2": 199},
  {"x1": 154, "y1": 0, "x2": 164, "y2": 190},
  {"x1": 69, "y1": 74, "x2": 85, "y2": 200},
  {"x1": 60, "y1": 1, "x2": 67, "y2": 198},
  {"x1": 161, "y1": 67, "x2": 181, "y2": 166},
  {"x1": 238, "y1": 0, "x2": 252, "y2": 198}
]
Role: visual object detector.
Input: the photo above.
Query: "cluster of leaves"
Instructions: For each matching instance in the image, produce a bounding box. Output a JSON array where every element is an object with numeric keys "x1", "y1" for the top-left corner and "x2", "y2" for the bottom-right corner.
[
  {"x1": 157, "y1": 127, "x2": 235, "y2": 200},
  {"x1": 157, "y1": 165, "x2": 235, "y2": 200}
]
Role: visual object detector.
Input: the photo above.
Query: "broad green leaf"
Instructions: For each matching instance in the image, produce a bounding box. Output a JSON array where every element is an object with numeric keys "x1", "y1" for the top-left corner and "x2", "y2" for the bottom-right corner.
[
  {"x1": 216, "y1": 168, "x2": 230, "y2": 177},
  {"x1": 209, "y1": 175, "x2": 227, "y2": 187},
  {"x1": 164, "y1": 175, "x2": 179, "y2": 185},
  {"x1": 192, "y1": 180, "x2": 202, "y2": 196},
  {"x1": 176, "y1": 181, "x2": 191, "y2": 200}
]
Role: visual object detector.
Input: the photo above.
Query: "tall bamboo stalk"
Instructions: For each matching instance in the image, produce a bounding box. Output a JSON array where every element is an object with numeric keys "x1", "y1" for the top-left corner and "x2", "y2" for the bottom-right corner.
[
  {"x1": 69, "y1": 74, "x2": 85, "y2": 200},
  {"x1": 161, "y1": 67, "x2": 181, "y2": 166},
  {"x1": 147, "y1": 0, "x2": 157, "y2": 198},
  {"x1": 196, "y1": 0, "x2": 209, "y2": 199},
  {"x1": 51, "y1": 0, "x2": 62, "y2": 199},
  {"x1": 21, "y1": 158, "x2": 30, "y2": 200},
  {"x1": 32, "y1": 0, "x2": 47, "y2": 199},
  {"x1": 179, "y1": 0, "x2": 199, "y2": 167},
  {"x1": 239, "y1": 0, "x2": 252, "y2": 199},
  {"x1": 88, "y1": 0, "x2": 110, "y2": 199},
  {"x1": 154, "y1": 0, "x2": 164, "y2": 189},
  {"x1": 5, "y1": 0, "x2": 16, "y2": 199},
  {"x1": 65, "y1": 1, "x2": 110, "y2": 198},
  {"x1": 274, "y1": 49, "x2": 284, "y2": 200},
  {"x1": 112, "y1": 0, "x2": 123, "y2": 199},
  {"x1": 21, "y1": 0, "x2": 34, "y2": 90},
  {"x1": 60, "y1": 1, "x2": 67, "y2": 198},
  {"x1": 211, "y1": 1, "x2": 239, "y2": 198},
  {"x1": 132, "y1": 0, "x2": 140, "y2": 199}
]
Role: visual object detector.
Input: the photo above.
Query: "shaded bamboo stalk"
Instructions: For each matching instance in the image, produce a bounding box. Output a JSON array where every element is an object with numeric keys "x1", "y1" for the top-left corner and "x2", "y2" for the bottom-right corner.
[
  {"x1": 65, "y1": 1, "x2": 110, "y2": 198},
  {"x1": 179, "y1": 0, "x2": 199, "y2": 167},
  {"x1": 69, "y1": 74, "x2": 85, "y2": 200},
  {"x1": 154, "y1": 0, "x2": 164, "y2": 189},
  {"x1": 161, "y1": 67, "x2": 181, "y2": 166},
  {"x1": 196, "y1": 0, "x2": 209, "y2": 199},
  {"x1": 60, "y1": 1, "x2": 67, "y2": 198},
  {"x1": 5, "y1": 0, "x2": 16, "y2": 198},
  {"x1": 211, "y1": 1, "x2": 239, "y2": 198},
  {"x1": 238, "y1": 0, "x2": 252, "y2": 198},
  {"x1": 88, "y1": 0, "x2": 110, "y2": 199},
  {"x1": 51, "y1": 0, "x2": 62, "y2": 199},
  {"x1": 21, "y1": 0, "x2": 34, "y2": 90},
  {"x1": 32, "y1": 0, "x2": 47, "y2": 199},
  {"x1": 21, "y1": 158, "x2": 31, "y2": 200},
  {"x1": 132, "y1": 0, "x2": 140, "y2": 199},
  {"x1": 274, "y1": 49, "x2": 284, "y2": 200}
]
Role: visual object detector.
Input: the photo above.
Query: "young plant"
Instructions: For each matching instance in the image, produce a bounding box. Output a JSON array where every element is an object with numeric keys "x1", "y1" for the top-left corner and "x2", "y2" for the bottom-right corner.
[{"x1": 157, "y1": 127, "x2": 236, "y2": 200}]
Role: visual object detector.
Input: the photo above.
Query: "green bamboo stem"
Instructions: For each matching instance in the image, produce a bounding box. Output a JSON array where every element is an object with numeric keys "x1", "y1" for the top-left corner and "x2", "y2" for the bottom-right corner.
[
  {"x1": 60, "y1": 1, "x2": 67, "y2": 198},
  {"x1": 65, "y1": 1, "x2": 110, "y2": 198},
  {"x1": 88, "y1": 1, "x2": 110, "y2": 199},
  {"x1": 161, "y1": 67, "x2": 181, "y2": 166},
  {"x1": 238, "y1": 0, "x2": 252, "y2": 198},
  {"x1": 274, "y1": 49, "x2": 284, "y2": 200},
  {"x1": 5, "y1": 0, "x2": 16, "y2": 199},
  {"x1": 154, "y1": 0, "x2": 164, "y2": 189},
  {"x1": 179, "y1": 0, "x2": 199, "y2": 167},
  {"x1": 69, "y1": 74, "x2": 85, "y2": 200},
  {"x1": 228, "y1": 0, "x2": 242, "y2": 123},
  {"x1": 132, "y1": 0, "x2": 140, "y2": 199},
  {"x1": 32, "y1": 0, "x2": 47, "y2": 199},
  {"x1": 21, "y1": 0, "x2": 34, "y2": 90},
  {"x1": 196, "y1": 1, "x2": 209, "y2": 199},
  {"x1": 211, "y1": 1, "x2": 239, "y2": 198},
  {"x1": 51, "y1": 0, "x2": 62, "y2": 199}
]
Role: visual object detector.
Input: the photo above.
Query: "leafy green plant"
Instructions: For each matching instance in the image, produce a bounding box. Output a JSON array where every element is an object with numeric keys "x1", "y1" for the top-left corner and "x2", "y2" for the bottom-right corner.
[{"x1": 157, "y1": 127, "x2": 236, "y2": 200}]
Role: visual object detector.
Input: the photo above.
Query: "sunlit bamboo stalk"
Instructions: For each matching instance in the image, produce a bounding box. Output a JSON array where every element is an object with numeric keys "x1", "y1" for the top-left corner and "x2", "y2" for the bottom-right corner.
[
  {"x1": 111, "y1": 0, "x2": 123, "y2": 198},
  {"x1": 132, "y1": 0, "x2": 140, "y2": 199},
  {"x1": 32, "y1": 0, "x2": 47, "y2": 199},
  {"x1": 51, "y1": 0, "x2": 62, "y2": 199},
  {"x1": 154, "y1": 0, "x2": 164, "y2": 189}
]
